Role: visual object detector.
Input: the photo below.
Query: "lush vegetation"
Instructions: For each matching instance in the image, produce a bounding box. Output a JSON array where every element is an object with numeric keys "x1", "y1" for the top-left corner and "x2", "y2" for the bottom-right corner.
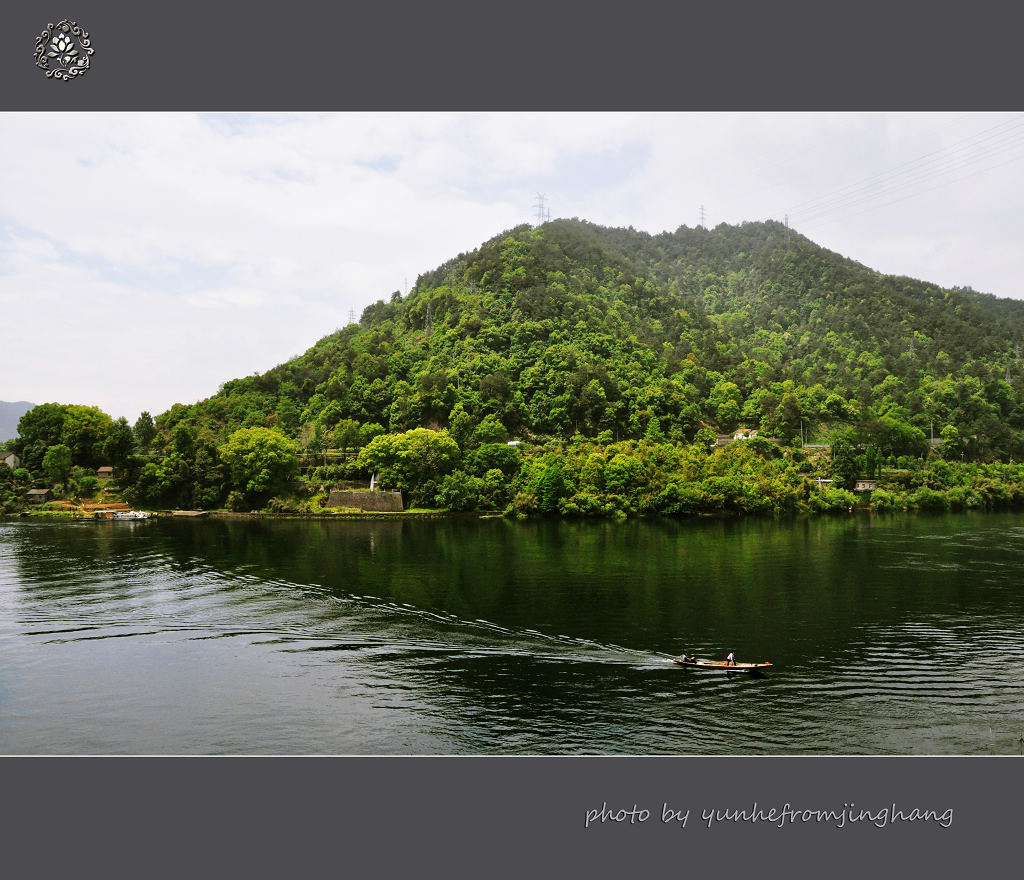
[{"x1": 5, "y1": 219, "x2": 1024, "y2": 517}]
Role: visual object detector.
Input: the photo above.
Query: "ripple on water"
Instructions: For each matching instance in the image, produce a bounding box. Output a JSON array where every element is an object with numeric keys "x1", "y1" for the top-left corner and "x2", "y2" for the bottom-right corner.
[{"x1": 4, "y1": 515, "x2": 1024, "y2": 754}]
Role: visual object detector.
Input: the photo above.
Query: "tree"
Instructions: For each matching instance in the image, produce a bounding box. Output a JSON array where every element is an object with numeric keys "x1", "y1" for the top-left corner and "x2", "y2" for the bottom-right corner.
[
  {"x1": 61, "y1": 405, "x2": 115, "y2": 468},
  {"x1": 694, "y1": 427, "x2": 717, "y2": 450},
  {"x1": 774, "y1": 392, "x2": 802, "y2": 438},
  {"x1": 15, "y1": 403, "x2": 115, "y2": 470},
  {"x1": 308, "y1": 422, "x2": 326, "y2": 464},
  {"x1": 473, "y1": 414, "x2": 507, "y2": 445},
  {"x1": 359, "y1": 422, "x2": 385, "y2": 446},
  {"x1": 133, "y1": 412, "x2": 156, "y2": 449},
  {"x1": 387, "y1": 380, "x2": 420, "y2": 432},
  {"x1": 447, "y1": 404, "x2": 475, "y2": 450},
  {"x1": 356, "y1": 428, "x2": 460, "y2": 506},
  {"x1": 103, "y1": 417, "x2": 137, "y2": 470},
  {"x1": 467, "y1": 443, "x2": 521, "y2": 478},
  {"x1": 939, "y1": 424, "x2": 965, "y2": 461},
  {"x1": 218, "y1": 427, "x2": 299, "y2": 505},
  {"x1": 576, "y1": 379, "x2": 608, "y2": 433},
  {"x1": 864, "y1": 445, "x2": 881, "y2": 478},
  {"x1": 479, "y1": 371, "x2": 511, "y2": 404},
  {"x1": 172, "y1": 423, "x2": 197, "y2": 457},
  {"x1": 709, "y1": 381, "x2": 742, "y2": 430},
  {"x1": 535, "y1": 462, "x2": 566, "y2": 514},
  {"x1": 332, "y1": 419, "x2": 362, "y2": 452},
  {"x1": 829, "y1": 437, "x2": 860, "y2": 491},
  {"x1": 868, "y1": 416, "x2": 928, "y2": 458},
  {"x1": 645, "y1": 416, "x2": 665, "y2": 443},
  {"x1": 434, "y1": 470, "x2": 485, "y2": 511},
  {"x1": 276, "y1": 396, "x2": 301, "y2": 433},
  {"x1": 42, "y1": 444, "x2": 72, "y2": 485},
  {"x1": 14, "y1": 403, "x2": 67, "y2": 471}
]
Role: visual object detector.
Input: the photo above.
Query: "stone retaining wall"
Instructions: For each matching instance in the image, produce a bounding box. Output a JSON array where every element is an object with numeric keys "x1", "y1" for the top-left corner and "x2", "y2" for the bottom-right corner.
[{"x1": 327, "y1": 489, "x2": 404, "y2": 512}]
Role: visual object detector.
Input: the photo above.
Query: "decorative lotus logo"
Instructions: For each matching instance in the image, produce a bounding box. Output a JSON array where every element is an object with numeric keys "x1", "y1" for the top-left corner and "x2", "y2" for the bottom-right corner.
[
  {"x1": 34, "y1": 20, "x2": 94, "y2": 81},
  {"x1": 50, "y1": 32, "x2": 82, "y2": 66}
]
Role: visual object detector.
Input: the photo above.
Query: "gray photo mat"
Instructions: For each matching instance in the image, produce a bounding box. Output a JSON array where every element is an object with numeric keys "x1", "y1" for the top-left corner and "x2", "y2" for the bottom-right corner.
[
  {"x1": 2, "y1": 756, "x2": 1011, "y2": 877},
  {"x1": 3, "y1": 1, "x2": 1022, "y2": 109},
  {"x1": 2, "y1": 0, "x2": 1020, "y2": 876}
]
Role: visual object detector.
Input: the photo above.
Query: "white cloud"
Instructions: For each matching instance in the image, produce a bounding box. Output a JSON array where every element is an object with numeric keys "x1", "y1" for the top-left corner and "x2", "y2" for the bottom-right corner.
[{"x1": 1, "y1": 111, "x2": 1023, "y2": 422}]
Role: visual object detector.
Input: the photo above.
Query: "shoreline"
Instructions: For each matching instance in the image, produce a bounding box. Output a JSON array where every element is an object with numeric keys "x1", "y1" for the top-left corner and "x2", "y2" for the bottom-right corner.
[
  {"x1": 2, "y1": 504, "x2": 1014, "y2": 524},
  {"x1": 1, "y1": 507, "x2": 470, "y2": 522}
]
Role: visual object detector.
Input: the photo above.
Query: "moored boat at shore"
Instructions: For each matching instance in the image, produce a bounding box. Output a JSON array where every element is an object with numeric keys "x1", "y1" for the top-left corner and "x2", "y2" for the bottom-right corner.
[{"x1": 77, "y1": 509, "x2": 155, "y2": 521}]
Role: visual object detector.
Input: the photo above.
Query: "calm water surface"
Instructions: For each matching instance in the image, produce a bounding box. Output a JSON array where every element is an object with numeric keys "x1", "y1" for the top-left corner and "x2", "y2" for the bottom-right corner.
[{"x1": 1, "y1": 513, "x2": 1022, "y2": 754}]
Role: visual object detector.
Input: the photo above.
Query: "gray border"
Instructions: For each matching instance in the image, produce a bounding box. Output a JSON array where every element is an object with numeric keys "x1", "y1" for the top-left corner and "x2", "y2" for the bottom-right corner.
[
  {"x1": 3, "y1": 757, "x2": 1011, "y2": 877},
  {"x1": 2, "y1": 0, "x2": 1021, "y2": 876},
  {"x1": 3, "y1": 1, "x2": 1023, "y2": 109}
]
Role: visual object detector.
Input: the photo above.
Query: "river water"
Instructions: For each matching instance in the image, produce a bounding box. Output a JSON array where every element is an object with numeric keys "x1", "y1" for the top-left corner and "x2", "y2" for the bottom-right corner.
[{"x1": 1, "y1": 513, "x2": 1022, "y2": 754}]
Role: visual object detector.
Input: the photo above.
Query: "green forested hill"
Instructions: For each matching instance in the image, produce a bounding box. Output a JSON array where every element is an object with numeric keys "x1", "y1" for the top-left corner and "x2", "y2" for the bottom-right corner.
[
  {"x1": 13, "y1": 218, "x2": 1024, "y2": 517},
  {"x1": 165, "y1": 218, "x2": 1024, "y2": 460}
]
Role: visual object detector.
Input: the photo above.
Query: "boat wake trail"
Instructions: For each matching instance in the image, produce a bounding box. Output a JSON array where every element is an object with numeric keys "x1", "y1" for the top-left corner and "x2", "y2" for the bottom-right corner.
[{"x1": 8, "y1": 570, "x2": 677, "y2": 672}]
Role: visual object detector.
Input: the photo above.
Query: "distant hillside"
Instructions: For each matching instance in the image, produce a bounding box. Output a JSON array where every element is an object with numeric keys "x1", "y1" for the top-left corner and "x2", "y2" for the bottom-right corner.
[
  {"x1": 158, "y1": 218, "x2": 1024, "y2": 461},
  {"x1": 0, "y1": 401, "x2": 34, "y2": 442}
]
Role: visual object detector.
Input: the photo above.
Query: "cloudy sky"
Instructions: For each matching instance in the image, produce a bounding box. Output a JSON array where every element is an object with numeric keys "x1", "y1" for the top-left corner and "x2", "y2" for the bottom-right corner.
[{"x1": 2, "y1": 112, "x2": 1023, "y2": 423}]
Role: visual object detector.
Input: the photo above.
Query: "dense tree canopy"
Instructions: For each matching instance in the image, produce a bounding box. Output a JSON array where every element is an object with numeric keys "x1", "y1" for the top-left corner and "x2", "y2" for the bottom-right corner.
[
  {"x1": 42, "y1": 443, "x2": 72, "y2": 485},
  {"x1": 155, "y1": 221, "x2": 1021, "y2": 463},
  {"x1": 218, "y1": 427, "x2": 299, "y2": 506},
  {"x1": 13, "y1": 219, "x2": 1024, "y2": 518},
  {"x1": 356, "y1": 427, "x2": 461, "y2": 507},
  {"x1": 133, "y1": 412, "x2": 156, "y2": 449},
  {"x1": 15, "y1": 403, "x2": 115, "y2": 471}
]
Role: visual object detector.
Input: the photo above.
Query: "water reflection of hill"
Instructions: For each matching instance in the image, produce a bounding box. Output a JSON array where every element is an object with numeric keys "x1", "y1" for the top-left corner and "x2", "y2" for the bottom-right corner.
[{"x1": 5, "y1": 513, "x2": 1024, "y2": 753}]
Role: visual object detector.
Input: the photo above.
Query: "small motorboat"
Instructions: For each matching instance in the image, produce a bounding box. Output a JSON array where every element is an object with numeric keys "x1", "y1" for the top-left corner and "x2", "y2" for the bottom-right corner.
[{"x1": 673, "y1": 656, "x2": 772, "y2": 674}]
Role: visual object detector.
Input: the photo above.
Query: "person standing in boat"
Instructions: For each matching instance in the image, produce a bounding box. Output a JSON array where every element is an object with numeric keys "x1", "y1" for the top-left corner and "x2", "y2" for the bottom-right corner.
[{"x1": 726, "y1": 651, "x2": 736, "y2": 666}]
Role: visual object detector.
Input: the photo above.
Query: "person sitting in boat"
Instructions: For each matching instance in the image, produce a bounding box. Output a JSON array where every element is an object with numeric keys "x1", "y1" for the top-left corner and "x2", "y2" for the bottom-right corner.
[{"x1": 726, "y1": 651, "x2": 736, "y2": 666}]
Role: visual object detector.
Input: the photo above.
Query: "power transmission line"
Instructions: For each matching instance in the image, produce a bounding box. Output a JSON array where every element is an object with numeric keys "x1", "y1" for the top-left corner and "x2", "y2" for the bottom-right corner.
[
  {"x1": 736, "y1": 112, "x2": 982, "y2": 207},
  {"x1": 786, "y1": 114, "x2": 1024, "y2": 229},
  {"x1": 788, "y1": 116, "x2": 1024, "y2": 216},
  {"x1": 799, "y1": 149, "x2": 1024, "y2": 232},
  {"x1": 796, "y1": 134, "x2": 1024, "y2": 226}
]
